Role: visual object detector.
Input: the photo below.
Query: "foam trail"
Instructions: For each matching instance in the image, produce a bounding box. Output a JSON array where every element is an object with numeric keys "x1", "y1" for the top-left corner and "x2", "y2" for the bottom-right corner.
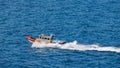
[{"x1": 32, "y1": 41, "x2": 120, "y2": 53}]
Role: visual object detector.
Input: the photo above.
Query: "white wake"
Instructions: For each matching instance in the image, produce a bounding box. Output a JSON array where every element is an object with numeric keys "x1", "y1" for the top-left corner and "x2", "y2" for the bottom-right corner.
[{"x1": 32, "y1": 41, "x2": 120, "y2": 53}]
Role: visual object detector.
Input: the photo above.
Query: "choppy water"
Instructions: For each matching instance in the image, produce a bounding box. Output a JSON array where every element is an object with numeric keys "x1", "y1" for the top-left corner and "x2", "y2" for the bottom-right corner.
[{"x1": 0, "y1": 0, "x2": 120, "y2": 68}]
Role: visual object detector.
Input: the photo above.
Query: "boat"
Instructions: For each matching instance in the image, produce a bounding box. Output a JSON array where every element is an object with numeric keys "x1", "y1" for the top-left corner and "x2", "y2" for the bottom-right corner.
[{"x1": 26, "y1": 34, "x2": 66, "y2": 45}]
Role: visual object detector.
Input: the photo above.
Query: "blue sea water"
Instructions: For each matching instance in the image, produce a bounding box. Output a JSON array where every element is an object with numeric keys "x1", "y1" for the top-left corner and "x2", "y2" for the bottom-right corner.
[{"x1": 0, "y1": 0, "x2": 120, "y2": 68}]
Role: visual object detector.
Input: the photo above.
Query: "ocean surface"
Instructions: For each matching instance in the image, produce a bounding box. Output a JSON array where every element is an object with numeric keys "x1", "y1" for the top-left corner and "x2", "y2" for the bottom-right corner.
[{"x1": 0, "y1": 0, "x2": 120, "y2": 68}]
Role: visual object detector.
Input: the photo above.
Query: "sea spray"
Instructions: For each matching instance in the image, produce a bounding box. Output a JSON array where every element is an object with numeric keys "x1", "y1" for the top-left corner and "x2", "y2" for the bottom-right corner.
[{"x1": 32, "y1": 41, "x2": 120, "y2": 53}]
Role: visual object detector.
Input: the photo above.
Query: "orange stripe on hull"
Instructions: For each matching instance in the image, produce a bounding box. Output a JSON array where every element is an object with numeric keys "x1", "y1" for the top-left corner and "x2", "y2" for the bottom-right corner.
[
  {"x1": 26, "y1": 36, "x2": 36, "y2": 43},
  {"x1": 36, "y1": 39, "x2": 41, "y2": 43}
]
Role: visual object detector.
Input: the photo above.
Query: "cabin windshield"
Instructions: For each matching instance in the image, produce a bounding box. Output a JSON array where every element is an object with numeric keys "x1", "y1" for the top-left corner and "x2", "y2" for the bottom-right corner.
[{"x1": 39, "y1": 34, "x2": 53, "y2": 41}]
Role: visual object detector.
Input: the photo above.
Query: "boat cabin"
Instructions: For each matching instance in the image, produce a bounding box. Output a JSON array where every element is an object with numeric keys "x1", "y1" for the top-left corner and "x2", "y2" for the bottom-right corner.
[{"x1": 39, "y1": 34, "x2": 53, "y2": 43}]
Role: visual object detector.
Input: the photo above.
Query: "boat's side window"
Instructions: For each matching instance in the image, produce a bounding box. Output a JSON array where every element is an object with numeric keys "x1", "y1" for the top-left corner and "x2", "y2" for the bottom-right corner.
[{"x1": 44, "y1": 38, "x2": 46, "y2": 39}]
